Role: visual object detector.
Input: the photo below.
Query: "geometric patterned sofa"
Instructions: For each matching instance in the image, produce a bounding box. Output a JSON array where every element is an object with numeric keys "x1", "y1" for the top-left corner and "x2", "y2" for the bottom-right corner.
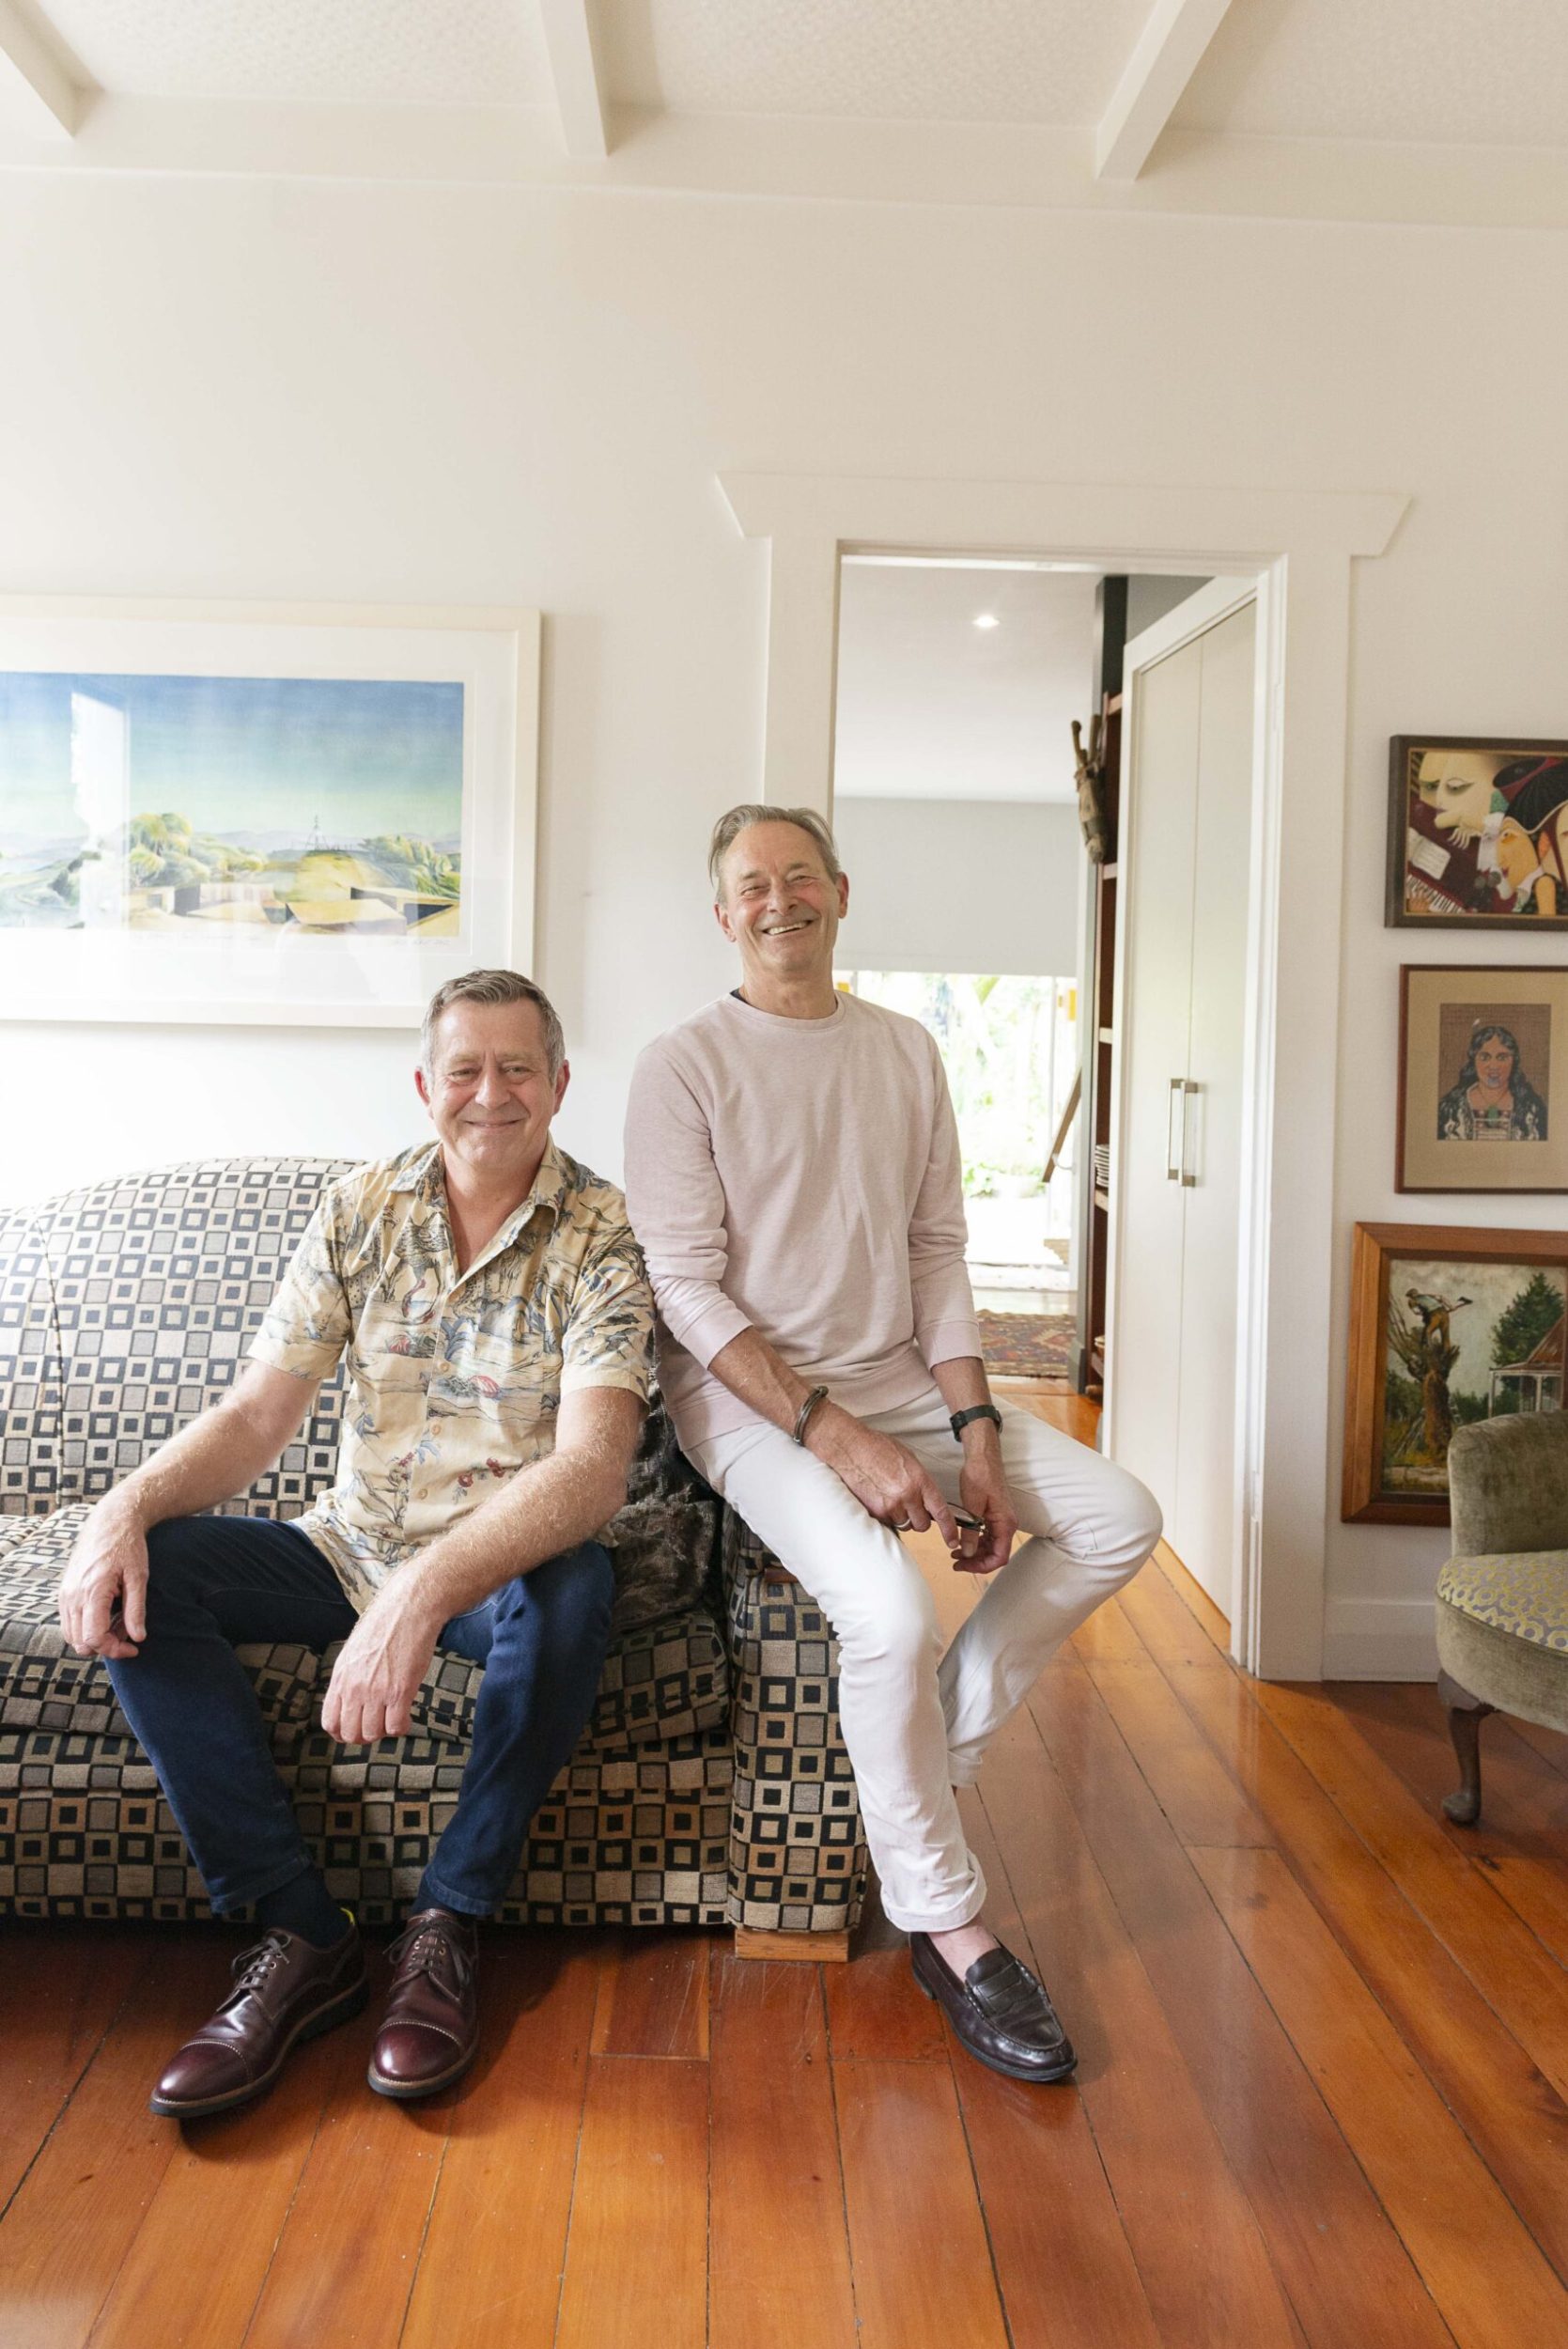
[
  {"x1": 1436, "y1": 1408, "x2": 1568, "y2": 1828},
  {"x1": 0, "y1": 1158, "x2": 867, "y2": 1947}
]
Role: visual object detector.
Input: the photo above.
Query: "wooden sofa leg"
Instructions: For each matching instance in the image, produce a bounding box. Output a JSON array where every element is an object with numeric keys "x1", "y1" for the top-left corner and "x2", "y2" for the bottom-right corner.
[
  {"x1": 733, "y1": 1926, "x2": 850, "y2": 1965},
  {"x1": 1437, "y1": 1670, "x2": 1495, "y2": 1826}
]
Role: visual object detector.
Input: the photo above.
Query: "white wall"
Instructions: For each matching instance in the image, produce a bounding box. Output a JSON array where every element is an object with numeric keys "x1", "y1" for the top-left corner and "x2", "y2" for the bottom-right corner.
[
  {"x1": 1, "y1": 173, "x2": 1565, "y2": 1667},
  {"x1": 831, "y1": 799, "x2": 1081, "y2": 977}
]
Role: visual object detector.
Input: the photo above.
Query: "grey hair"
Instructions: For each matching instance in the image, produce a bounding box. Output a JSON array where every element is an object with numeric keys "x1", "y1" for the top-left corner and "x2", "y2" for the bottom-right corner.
[
  {"x1": 707, "y1": 803, "x2": 842, "y2": 900},
  {"x1": 421, "y1": 970, "x2": 566, "y2": 1078}
]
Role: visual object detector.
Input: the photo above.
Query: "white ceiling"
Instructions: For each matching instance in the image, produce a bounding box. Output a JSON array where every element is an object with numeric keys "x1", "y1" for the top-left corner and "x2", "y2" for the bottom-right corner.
[
  {"x1": 833, "y1": 561, "x2": 1099, "y2": 807},
  {"x1": 23, "y1": 0, "x2": 556, "y2": 106},
  {"x1": 8, "y1": 0, "x2": 1568, "y2": 148},
  {"x1": 4, "y1": 0, "x2": 1568, "y2": 222},
  {"x1": 601, "y1": 0, "x2": 1151, "y2": 128},
  {"x1": 1173, "y1": 0, "x2": 1568, "y2": 148}
]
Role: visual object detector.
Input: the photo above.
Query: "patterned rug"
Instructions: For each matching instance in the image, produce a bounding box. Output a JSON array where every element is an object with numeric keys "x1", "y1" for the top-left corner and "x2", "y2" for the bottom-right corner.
[{"x1": 978, "y1": 1312, "x2": 1076, "y2": 1382}]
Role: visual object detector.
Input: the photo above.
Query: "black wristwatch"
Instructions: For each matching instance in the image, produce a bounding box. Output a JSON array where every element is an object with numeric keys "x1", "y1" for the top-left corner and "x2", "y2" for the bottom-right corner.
[{"x1": 950, "y1": 1403, "x2": 1002, "y2": 1441}]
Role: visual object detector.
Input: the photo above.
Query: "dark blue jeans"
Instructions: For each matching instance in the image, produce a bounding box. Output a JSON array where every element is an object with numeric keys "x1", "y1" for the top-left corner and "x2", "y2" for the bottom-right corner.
[{"x1": 104, "y1": 1515, "x2": 614, "y2": 1920}]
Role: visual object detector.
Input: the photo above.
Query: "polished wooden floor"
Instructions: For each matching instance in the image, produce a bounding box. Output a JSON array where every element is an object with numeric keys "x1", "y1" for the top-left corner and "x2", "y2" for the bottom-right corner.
[{"x1": 5, "y1": 1390, "x2": 1567, "y2": 2349}]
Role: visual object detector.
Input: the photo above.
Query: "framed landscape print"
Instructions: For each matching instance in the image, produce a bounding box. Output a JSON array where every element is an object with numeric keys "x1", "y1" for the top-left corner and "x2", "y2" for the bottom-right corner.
[
  {"x1": 1398, "y1": 965, "x2": 1568, "y2": 1192},
  {"x1": 1343, "y1": 1222, "x2": 1567, "y2": 1523},
  {"x1": 1387, "y1": 734, "x2": 1568, "y2": 930},
  {"x1": 0, "y1": 599, "x2": 538, "y2": 1025}
]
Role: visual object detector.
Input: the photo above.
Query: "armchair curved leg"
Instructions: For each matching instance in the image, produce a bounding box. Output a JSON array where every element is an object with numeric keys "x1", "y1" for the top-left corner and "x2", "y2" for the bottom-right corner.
[{"x1": 1437, "y1": 1670, "x2": 1495, "y2": 1826}]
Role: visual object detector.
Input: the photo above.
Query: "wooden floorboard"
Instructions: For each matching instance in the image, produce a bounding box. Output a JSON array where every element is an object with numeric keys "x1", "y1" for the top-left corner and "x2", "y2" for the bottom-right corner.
[
  {"x1": 399, "y1": 1937, "x2": 597, "y2": 2349},
  {"x1": 552, "y1": 2056, "x2": 708, "y2": 2349},
  {"x1": 708, "y1": 1956, "x2": 857, "y2": 2349},
  {"x1": 4, "y1": 1400, "x2": 1564, "y2": 2348},
  {"x1": 0, "y1": 1929, "x2": 149, "y2": 2217},
  {"x1": 1198, "y1": 1843, "x2": 1568, "y2": 2349},
  {"x1": 834, "y1": 2057, "x2": 1010, "y2": 2349},
  {"x1": 1030, "y1": 1660, "x2": 1456, "y2": 2349}
]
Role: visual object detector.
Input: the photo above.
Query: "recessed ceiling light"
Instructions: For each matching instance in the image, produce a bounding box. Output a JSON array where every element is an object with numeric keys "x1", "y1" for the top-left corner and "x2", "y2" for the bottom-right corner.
[{"x1": 973, "y1": 613, "x2": 1000, "y2": 630}]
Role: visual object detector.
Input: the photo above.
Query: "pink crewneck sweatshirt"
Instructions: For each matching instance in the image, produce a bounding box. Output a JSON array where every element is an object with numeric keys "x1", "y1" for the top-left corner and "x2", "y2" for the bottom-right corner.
[{"x1": 623, "y1": 991, "x2": 981, "y2": 1448}]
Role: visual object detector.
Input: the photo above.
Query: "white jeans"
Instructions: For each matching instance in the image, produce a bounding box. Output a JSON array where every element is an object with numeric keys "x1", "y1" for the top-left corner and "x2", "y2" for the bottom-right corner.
[{"x1": 693, "y1": 1390, "x2": 1161, "y2": 1936}]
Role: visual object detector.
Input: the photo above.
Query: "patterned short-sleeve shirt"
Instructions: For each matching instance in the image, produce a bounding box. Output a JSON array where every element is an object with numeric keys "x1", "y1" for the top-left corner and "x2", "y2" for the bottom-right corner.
[{"x1": 247, "y1": 1138, "x2": 653, "y2": 1610}]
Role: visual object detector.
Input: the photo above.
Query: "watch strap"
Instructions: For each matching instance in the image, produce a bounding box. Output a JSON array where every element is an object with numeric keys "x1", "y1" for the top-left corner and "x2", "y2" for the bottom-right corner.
[{"x1": 950, "y1": 1403, "x2": 1003, "y2": 1441}]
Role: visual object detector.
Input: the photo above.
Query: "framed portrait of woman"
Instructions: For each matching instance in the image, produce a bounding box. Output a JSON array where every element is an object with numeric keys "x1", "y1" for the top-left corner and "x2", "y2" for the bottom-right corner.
[{"x1": 1398, "y1": 966, "x2": 1568, "y2": 1191}]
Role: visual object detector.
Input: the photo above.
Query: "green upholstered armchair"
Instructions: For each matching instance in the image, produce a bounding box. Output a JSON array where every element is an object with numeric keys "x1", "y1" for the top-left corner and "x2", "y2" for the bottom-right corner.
[{"x1": 1436, "y1": 1412, "x2": 1568, "y2": 1825}]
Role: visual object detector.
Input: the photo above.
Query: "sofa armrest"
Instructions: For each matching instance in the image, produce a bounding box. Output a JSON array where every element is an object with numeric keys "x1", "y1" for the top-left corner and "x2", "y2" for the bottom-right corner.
[
  {"x1": 1448, "y1": 1413, "x2": 1568, "y2": 1557},
  {"x1": 718, "y1": 1507, "x2": 867, "y2": 1936}
]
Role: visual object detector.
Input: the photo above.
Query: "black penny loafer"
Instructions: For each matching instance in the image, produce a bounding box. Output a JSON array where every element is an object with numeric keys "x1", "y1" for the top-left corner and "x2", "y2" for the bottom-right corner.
[{"x1": 910, "y1": 1931, "x2": 1078, "y2": 2083}]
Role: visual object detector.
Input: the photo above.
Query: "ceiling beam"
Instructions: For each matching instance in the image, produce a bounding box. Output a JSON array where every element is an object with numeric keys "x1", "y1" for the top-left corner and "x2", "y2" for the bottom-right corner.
[
  {"x1": 538, "y1": 0, "x2": 610, "y2": 160},
  {"x1": 1094, "y1": 0, "x2": 1234, "y2": 181},
  {"x1": 0, "y1": 0, "x2": 79, "y2": 138}
]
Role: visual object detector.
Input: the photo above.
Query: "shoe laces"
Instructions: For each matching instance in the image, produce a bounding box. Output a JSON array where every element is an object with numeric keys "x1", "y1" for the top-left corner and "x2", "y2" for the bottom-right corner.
[
  {"x1": 387, "y1": 1913, "x2": 474, "y2": 1998},
  {"x1": 225, "y1": 1927, "x2": 295, "y2": 2006}
]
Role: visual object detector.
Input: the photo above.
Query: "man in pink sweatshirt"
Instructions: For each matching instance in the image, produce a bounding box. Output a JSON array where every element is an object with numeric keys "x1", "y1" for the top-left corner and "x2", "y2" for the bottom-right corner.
[{"x1": 624, "y1": 804, "x2": 1161, "y2": 2081}]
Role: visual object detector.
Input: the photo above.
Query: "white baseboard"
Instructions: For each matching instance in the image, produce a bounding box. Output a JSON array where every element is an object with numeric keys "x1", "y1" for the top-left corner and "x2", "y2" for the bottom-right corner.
[{"x1": 1321, "y1": 1597, "x2": 1439, "y2": 1681}]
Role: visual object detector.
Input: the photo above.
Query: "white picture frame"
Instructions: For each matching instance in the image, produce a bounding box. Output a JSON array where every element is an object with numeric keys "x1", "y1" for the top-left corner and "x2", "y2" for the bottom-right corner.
[{"x1": 0, "y1": 599, "x2": 539, "y2": 1026}]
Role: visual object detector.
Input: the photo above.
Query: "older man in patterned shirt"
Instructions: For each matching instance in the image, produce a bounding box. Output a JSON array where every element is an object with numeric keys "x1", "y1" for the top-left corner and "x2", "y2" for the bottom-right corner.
[{"x1": 58, "y1": 971, "x2": 652, "y2": 2118}]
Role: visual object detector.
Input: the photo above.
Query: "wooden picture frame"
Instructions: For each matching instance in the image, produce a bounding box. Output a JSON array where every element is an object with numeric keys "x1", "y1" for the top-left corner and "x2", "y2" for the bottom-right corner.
[
  {"x1": 1343, "y1": 1222, "x2": 1568, "y2": 1523},
  {"x1": 0, "y1": 598, "x2": 539, "y2": 1027},
  {"x1": 1397, "y1": 964, "x2": 1568, "y2": 1192},
  {"x1": 1387, "y1": 734, "x2": 1568, "y2": 930}
]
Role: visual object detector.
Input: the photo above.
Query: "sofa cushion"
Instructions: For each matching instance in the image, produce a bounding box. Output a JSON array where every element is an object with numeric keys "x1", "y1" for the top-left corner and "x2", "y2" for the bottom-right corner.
[
  {"x1": 1437, "y1": 1550, "x2": 1568, "y2": 1652},
  {"x1": 0, "y1": 1505, "x2": 322, "y2": 1741},
  {"x1": 375, "y1": 1607, "x2": 729, "y2": 1752},
  {"x1": 1, "y1": 1503, "x2": 727, "y2": 1754}
]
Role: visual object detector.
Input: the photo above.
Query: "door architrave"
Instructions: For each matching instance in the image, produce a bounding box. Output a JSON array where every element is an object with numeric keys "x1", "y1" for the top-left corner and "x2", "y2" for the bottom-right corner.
[{"x1": 716, "y1": 473, "x2": 1408, "y2": 1678}]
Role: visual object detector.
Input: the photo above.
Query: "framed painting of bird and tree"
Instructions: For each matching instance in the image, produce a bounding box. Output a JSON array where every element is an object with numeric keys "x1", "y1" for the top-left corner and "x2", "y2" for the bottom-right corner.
[{"x1": 1343, "y1": 1223, "x2": 1568, "y2": 1523}]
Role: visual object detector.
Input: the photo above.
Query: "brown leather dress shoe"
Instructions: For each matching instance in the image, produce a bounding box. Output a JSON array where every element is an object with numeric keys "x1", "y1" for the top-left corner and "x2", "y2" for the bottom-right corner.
[
  {"x1": 150, "y1": 1921, "x2": 367, "y2": 2120},
  {"x1": 909, "y1": 1931, "x2": 1078, "y2": 2083},
  {"x1": 367, "y1": 1907, "x2": 480, "y2": 2100}
]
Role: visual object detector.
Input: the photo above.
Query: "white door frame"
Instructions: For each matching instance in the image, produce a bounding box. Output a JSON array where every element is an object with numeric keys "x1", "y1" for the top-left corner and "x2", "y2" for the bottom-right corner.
[
  {"x1": 717, "y1": 473, "x2": 1408, "y2": 1679},
  {"x1": 1107, "y1": 575, "x2": 1262, "y2": 1659}
]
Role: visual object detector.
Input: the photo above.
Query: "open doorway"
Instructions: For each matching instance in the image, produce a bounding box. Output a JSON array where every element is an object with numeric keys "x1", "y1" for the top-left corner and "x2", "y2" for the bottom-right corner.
[
  {"x1": 832, "y1": 556, "x2": 1094, "y2": 1385},
  {"x1": 831, "y1": 550, "x2": 1264, "y2": 1626}
]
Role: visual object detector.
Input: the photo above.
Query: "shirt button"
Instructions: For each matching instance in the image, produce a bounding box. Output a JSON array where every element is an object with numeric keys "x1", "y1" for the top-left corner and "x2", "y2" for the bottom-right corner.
[{"x1": 415, "y1": 1485, "x2": 430, "y2": 1500}]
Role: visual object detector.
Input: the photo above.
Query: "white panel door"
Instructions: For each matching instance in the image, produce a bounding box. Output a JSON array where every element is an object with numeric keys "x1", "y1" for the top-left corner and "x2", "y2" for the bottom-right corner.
[
  {"x1": 1169, "y1": 601, "x2": 1256, "y2": 1615},
  {"x1": 1108, "y1": 634, "x2": 1201, "y2": 1531}
]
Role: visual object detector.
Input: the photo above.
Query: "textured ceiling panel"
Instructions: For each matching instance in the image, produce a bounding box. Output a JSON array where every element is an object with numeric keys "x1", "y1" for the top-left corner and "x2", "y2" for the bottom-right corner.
[
  {"x1": 600, "y1": 0, "x2": 1151, "y2": 126},
  {"x1": 1177, "y1": 0, "x2": 1568, "y2": 147},
  {"x1": 40, "y1": 0, "x2": 557, "y2": 105}
]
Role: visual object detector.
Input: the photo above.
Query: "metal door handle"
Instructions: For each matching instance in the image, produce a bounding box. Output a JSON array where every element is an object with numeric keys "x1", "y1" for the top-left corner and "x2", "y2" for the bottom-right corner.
[
  {"x1": 1167, "y1": 1079, "x2": 1185, "y2": 1181},
  {"x1": 1180, "y1": 1080, "x2": 1199, "y2": 1187}
]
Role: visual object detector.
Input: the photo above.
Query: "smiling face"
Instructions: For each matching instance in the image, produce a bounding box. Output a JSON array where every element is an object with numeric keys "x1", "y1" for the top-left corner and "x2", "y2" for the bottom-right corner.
[
  {"x1": 415, "y1": 998, "x2": 568, "y2": 1191},
  {"x1": 714, "y1": 819, "x2": 849, "y2": 993},
  {"x1": 1416, "y1": 749, "x2": 1506, "y2": 839}
]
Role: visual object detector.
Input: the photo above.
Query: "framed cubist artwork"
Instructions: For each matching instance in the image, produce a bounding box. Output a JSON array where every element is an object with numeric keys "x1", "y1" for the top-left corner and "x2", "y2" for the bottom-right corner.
[
  {"x1": 1387, "y1": 735, "x2": 1568, "y2": 929},
  {"x1": 1398, "y1": 965, "x2": 1568, "y2": 1193},
  {"x1": 0, "y1": 599, "x2": 538, "y2": 1025},
  {"x1": 1343, "y1": 1222, "x2": 1567, "y2": 1523}
]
